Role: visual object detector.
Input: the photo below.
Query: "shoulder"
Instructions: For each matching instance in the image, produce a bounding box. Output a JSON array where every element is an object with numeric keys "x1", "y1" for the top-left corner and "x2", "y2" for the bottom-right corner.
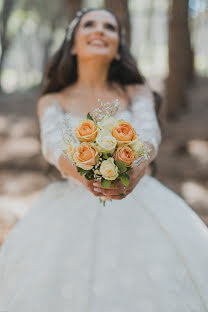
[{"x1": 37, "y1": 93, "x2": 63, "y2": 119}]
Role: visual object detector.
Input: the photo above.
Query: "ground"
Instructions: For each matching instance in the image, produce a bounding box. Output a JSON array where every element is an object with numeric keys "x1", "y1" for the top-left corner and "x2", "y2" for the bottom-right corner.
[{"x1": 0, "y1": 77, "x2": 208, "y2": 245}]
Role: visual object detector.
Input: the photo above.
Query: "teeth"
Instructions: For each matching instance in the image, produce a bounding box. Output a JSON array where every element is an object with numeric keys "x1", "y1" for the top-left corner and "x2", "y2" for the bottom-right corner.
[{"x1": 89, "y1": 40, "x2": 105, "y2": 46}]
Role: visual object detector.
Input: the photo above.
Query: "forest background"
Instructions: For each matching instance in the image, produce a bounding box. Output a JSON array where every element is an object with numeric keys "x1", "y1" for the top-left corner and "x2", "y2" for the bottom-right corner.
[{"x1": 0, "y1": 0, "x2": 207, "y2": 244}]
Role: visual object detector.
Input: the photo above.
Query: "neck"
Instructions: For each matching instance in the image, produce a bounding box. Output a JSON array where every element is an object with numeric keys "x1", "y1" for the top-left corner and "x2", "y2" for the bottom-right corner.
[{"x1": 76, "y1": 57, "x2": 110, "y2": 90}]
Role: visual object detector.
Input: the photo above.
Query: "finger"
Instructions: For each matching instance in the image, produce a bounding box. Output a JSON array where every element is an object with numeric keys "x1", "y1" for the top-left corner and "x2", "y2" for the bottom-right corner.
[
  {"x1": 93, "y1": 184, "x2": 130, "y2": 194},
  {"x1": 85, "y1": 185, "x2": 102, "y2": 196},
  {"x1": 107, "y1": 195, "x2": 127, "y2": 200},
  {"x1": 92, "y1": 182, "x2": 102, "y2": 187},
  {"x1": 85, "y1": 179, "x2": 97, "y2": 187},
  {"x1": 102, "y1": 189, "x2": 131, "y2": 196},
  {"x1": 93, "y1": 181, "x2": 125, "y2": 190},
  {"x1": 90, "y1": 190, "x2": 103, "y2": 197},
  {"x1": 93, "y1": 187, "x2": 102, "y2": 194}
]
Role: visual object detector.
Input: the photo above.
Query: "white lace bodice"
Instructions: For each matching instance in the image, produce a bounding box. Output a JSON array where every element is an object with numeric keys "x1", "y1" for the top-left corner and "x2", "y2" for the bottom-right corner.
[{"x1": 39, "y1": 97, "x2": 161, "y2": 176}]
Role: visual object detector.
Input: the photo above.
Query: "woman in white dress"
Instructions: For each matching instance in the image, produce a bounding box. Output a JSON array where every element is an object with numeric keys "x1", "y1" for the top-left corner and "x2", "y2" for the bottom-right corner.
[{"x1": 0, "y1": 8, "x2": 208, "y2": 312}]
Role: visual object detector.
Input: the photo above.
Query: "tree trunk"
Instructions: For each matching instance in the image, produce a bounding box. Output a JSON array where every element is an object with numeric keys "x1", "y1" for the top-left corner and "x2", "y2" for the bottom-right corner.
[
  {"x1": 166, "y1": 0, "x2": 194, "y2": 119},
  {"x1": 105, "y1": 0, "x2": 131, "y2": 47},
  {"x1": 146, "y1": 0, "x2": 155, "y2": 62},
  {"x1": 64, "y1": 0, "x2": 83, "y2": 22},
  {"x1": 41, "y1": 14, "x2": 60, "y2": 73},
  {"x1": 0, "y1": 0, "x2": 15, "y2": 92}
]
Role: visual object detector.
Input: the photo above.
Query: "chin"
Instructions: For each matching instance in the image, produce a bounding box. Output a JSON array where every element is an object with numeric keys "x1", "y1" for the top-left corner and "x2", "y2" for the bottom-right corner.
[
  {"x1": 79, "y1": 44, "x2": 113, "y2": 57},
  {"x1": 82, "y1": 49, "x2": 114, "y2": 61}
]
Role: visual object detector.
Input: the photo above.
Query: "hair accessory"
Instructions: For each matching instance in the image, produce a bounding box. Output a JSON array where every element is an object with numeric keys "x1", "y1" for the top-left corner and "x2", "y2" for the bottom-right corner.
[
  {"x1": 66, "y1": 17, "x2": 79, "y2": 41},
  {"x1": 115, "y1": 54, "x2": 121, "y2": 61},
  {"x1": 66, "y1": 8, "x2": 90, "y2": 41}
]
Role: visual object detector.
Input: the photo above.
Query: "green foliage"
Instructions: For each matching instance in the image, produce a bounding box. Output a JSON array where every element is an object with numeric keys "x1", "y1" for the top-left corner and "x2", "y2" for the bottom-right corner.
[
  {"x1": 102, "y1": 153, "x2": 109, "y2": 160},
  {"x1": 115, "y1": 161, "x2": 127, "y2": 174},
  {"x1": 76, "y1": 167, "x2": 89, "y2": 176},
  {"x1": 120, "y1": 173, "x2": 130, "y2": 187},
  {"x1": 77, "y1": 167, "x2": 94, "y2": 180},
  {"x1": 85, "y1": 171, "x2": 94, "y2": 180},
  {"x1": 113, "y1": 179, "x2": 118, "y2": 189},
  {"x1": 87, "y1": 112, "x2": 93, "y2": 121},
  {"x1": 101, "y1": 178, "x2": 111, "y2": 189},
  {"x1": 120, "y1": 193, "x2": 126, "y2": 198}
]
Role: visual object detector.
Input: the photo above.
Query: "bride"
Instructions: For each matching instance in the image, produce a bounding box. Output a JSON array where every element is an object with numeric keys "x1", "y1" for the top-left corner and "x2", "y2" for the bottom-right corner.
[{"x1": 1, "y1": 8, "x2": 208, "y2": 312}]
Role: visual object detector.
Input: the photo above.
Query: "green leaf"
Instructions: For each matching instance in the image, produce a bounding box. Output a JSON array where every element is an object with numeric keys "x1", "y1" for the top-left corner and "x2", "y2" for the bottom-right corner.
[
  {"x1": 102, "y1": 154, "x2": 109, "y2": 160},
  {"x1": 77, "y1": 167, "x2": 89, "y2": 176},
  {"x1": 115, "y1": 161, "x2": 127, "y2": 173},
  {"x1": 126, "y1": 166, "x2": 132, "y2": 172},
  {"x1": 101, "y1": 178, "x2": 111, "y2": 189},
  {"x1": 120, "y1": 193, "x2": 126, "y2": 198},
  {"x1": 120, "y1": 173, "x2": 130, "y2": 187},
  {"x1": 113, "y1": 179, "x2": 118, "y2": 189},
  {"x1": 85, "y1": 171, "x2": 94, "y2": 180},
  {"x1": 87, "y1": 112, "x2": 93, "y2": 121}
]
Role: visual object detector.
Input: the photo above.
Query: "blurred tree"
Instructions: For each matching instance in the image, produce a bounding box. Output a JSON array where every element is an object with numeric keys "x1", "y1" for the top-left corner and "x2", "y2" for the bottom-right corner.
[
  {"x1": 146, "y1": 0, "x2": 155, "y2": 62},
  {"x1": 64, "y1": 0, "x2": 82, "y2": 22},
  {"x1": 166, "y1": 0, "x2": 194, "y2": 118},
  {"x1": 23, "y1": 0, "x2": 68, "y2": 72},
  {"x1": 0, "y1": 0, "x2": 15, "y2": 92},
  {"x1": 105, "y1": 0, "x2": 131, "y2": 47}
]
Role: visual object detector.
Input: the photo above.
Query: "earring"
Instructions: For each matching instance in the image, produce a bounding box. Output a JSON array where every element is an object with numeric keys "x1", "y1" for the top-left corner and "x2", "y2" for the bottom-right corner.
[
  {"x1": 115, "y1": 53, "x2": 121, "y2": 61},
  {"x1": 71, "y1": 49, "x2": 76, "y2": 55}
]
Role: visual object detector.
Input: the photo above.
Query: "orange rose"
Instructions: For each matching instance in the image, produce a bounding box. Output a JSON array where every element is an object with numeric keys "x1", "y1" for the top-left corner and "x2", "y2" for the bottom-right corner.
[
  {"x1": 112, "y1": 120, "x2": 137, "y2": 146},
  {"x1": 115, "y1": 146, "x2": 136, "y2": 167},
  {"x1": 73, "y1": 143, "x2": 98, "y2": 170},
  {"x1": 75, "y1": 120, "x2": 97, "y2": 142}
]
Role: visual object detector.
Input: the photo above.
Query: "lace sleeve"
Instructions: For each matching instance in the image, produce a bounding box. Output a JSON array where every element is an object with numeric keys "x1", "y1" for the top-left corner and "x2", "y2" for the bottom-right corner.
[
  {"x1": 130, "y1": 88, "x2": 162, "y2": 159},
  {"x1": 39, "y1": 100, "x2": 65, "y2": 172}
]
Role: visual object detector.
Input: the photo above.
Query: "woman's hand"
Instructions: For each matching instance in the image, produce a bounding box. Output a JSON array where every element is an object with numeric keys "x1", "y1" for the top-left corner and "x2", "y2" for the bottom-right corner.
[
  {"x1": 59, "y1": 142, "x2": 155, "y2": 200},
  {"x1": 88, "y1": 141, "x2": 155, "y2": 200},
  {"x1": 58, "y1": 154, "x2": 104, "y2": 197},
  {"x1": 90, "y1": 161, "x2": 147, "y2": 200}
]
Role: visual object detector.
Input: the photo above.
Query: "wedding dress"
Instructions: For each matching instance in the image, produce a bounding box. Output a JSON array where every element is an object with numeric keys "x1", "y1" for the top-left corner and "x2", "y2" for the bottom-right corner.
[{"x1": 1, "y1": 95, "x2": 208, "y2": 312}]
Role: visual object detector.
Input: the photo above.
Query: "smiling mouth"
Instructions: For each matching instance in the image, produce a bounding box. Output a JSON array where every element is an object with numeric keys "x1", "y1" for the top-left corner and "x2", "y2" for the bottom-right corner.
[{"x1": 88, "y1": 39, "x2": 107, "y2": 47}]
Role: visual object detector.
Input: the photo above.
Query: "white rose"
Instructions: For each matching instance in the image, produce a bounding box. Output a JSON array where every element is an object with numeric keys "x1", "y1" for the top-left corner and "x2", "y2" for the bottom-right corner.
[
  {"x1": 96, "y1": 130, "x2": 117, "y2": 154},
  {"x1": 98, "y1": 116, "x2": 117, "y2": 132},
  {"x1": 129, "y1": 137, "x2": 144, "y2": 156},
  {"x1": 100, "y1": 157, "x2": 119, "y2": 180},
  {"x1": 66, "y1": 141, "x2": 79, "y2": 162}
]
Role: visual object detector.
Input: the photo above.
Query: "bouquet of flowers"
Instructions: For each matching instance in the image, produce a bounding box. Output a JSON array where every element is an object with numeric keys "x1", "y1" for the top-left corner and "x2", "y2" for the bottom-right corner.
[{"x1": 62, "y1": 99, "x2": 150, "y2": 205}]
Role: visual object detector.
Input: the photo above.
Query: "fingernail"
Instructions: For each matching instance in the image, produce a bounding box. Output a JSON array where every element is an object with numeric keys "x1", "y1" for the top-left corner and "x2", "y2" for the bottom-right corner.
[
  {"x1": 93, "y1": 183, "x2": 99, "y2": 187},
  {"x1": 94, "y1": 188, "x2": 101, "y2": 193}
]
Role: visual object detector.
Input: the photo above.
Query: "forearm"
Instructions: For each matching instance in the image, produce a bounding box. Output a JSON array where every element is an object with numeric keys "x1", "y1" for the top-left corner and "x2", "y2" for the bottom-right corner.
[{"x1": 58, "y1": 154, "x2": 86, "y2": 183}]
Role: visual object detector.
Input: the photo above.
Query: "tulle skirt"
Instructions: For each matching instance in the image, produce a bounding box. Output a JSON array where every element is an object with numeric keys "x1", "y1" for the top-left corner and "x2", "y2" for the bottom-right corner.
[{"x1": 0, "y1": 175, "x2": 208, "y2": 311}]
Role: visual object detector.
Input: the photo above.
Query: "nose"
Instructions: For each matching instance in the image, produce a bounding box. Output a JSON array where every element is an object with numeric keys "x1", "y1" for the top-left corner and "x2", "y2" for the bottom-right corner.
[{"x1": 93, "y1": 23, "x2": 105, "y2": 34}]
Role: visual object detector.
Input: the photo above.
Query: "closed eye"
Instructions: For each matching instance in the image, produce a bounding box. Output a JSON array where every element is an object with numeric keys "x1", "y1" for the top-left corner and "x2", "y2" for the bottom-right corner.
[
  {"x1": 105, "y1": 23, "x2": 117, "y2": 31},
  {"x1": 82, "y1": 20, "x2": 117, "y2": 32},
  {"x1": 83, "y1": 20, "x2": 94, "y2": 27}
]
